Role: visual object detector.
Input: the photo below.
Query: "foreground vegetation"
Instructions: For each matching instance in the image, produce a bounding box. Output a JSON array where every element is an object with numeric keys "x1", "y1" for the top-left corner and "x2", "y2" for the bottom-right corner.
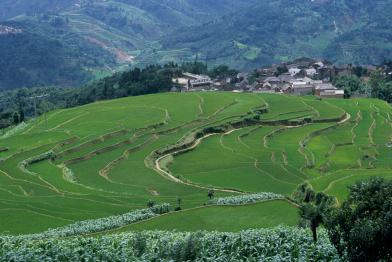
[
  {"x1": 1, "y1": 177, "x2": 390, "y2": 261},
  {"x1": 0, "y1": 227, "x2": 339, "y2": 261},
  {"x1": 326, "y1": 178, "x2": 392, "y2": 262}
]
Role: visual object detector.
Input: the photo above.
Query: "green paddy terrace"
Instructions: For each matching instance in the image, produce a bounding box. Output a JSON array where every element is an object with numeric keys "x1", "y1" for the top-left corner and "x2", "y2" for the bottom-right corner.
[{"x1": 0, "y1": 92, "x2": 391, "y2": 235}]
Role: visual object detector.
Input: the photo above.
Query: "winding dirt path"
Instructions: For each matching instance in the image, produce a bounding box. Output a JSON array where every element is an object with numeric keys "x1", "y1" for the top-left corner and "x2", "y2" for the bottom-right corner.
[
  {"x1": 154, "y1": 131, "x2": 247, "y2": 194},
  {"x1": 154, "y1": 112, "x2": 354, "y2": 195}
]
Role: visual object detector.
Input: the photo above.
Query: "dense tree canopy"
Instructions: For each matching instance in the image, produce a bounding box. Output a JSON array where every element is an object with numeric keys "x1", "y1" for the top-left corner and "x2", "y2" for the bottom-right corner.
[
  {"x1": 326, "y1": 178, "x2": 392, "y2": 262},
  {"x1": 332, "y1": 63, "x2": 392, "y2": 103},
  {"x1": 333, "y1": 75, "x2": 370, "y2": 98}
]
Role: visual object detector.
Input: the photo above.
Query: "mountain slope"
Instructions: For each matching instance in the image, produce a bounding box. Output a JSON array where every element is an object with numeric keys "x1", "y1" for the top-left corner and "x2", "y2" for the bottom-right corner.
[
  {"x1": 1, "y1": 0, "x2": 392, "y2": 89},
  {"x1": 161, "y1": 0, "x2": 392, "y2": 68},
  {"x1": 324, "y1": 1, "x2": 392, "y2": 65},
  {"x1": 0, "y1": 20, "x2": 116, "y2": 90},
  {"x1": 0, "y1": 0, "x2": 78, "y2": 21},
  {"x1": 0, "y1": 0, "x2": 258, "y2": 90}
]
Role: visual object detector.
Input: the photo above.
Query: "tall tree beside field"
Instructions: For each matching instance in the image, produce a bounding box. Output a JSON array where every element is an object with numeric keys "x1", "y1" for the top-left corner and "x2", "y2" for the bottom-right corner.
[
  {"x1": 293, "y1": 183, "x2": 335, "y2": 243},
  {"x1": 299, "y1": 192, "x2": 335, "y2": 243},
  {"x1": 175, "y1": 197, "x2": 182, "y2": 211},
  {"x1": 207, "y1": 190, "x2": 215, "y2": 200},
  {"x1": 326, "y1": 178, "x2": 392, "y2": 262},
  {"x1": 367, "y1": 70, "x2": 392, "y2": 103}
]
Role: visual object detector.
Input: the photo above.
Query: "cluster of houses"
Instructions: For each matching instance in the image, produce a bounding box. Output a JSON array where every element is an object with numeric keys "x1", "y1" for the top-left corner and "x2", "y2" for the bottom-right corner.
[
  {"x1": 0, "y1": 25, "x2": 22, "y2": 35},
  {"x1": 173, "y1": 71, "x2": 344, "y2": 98},
  {"x1": 240, "y1": 60, "x2": 345, "y2": 98},
  {"x1": 172, "y1": 59, "x2": 351, "y2": 99},
  {"x1": 251, "y1": 75, "x2": 344, "y2": 98}
]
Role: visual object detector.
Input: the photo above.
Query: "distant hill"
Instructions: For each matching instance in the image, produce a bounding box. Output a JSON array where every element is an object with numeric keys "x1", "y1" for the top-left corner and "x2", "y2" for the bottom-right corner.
[
  {"x1": 1, "y1": 0, "x2": 392, "y2": 89},
  {"x1": 0, "y1": 20, "x2": 116, "y2": 90},
  {"x1": 0, "y1": 0, "x2": 257, "y2": 90},
  {"x1": 161, "y1": 0, "x2": 392, "y2": 69},
  {"x1": 0, "y1": 0, "x2": 77, "y2": 21}
]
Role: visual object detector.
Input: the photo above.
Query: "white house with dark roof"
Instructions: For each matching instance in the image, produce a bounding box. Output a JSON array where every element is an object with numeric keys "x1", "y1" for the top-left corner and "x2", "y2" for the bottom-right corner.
[
  {"x1": 320, "y1": 89, "x2": 344, "y2": 98},
  {"x1": 315, "y1": 83, "x2": 337, "y2": 96},
  {"x1": 182, "y1": 73, "x2": 212, "y2": 91},
  {"x1": 291, "y1": 83, "x2": 314, "y2": 95},
  {"x1": 264, "y1": 76, "x2": 281, "y2": 84},
  {"x1": 278, "y1": 73, "x2": 294, "y2": 83}
]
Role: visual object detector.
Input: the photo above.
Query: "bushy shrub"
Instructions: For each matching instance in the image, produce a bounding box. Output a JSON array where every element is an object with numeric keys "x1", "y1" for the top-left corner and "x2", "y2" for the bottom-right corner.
[
  {"x1": 150, "y1": 203, "x2": 171, "y2": 214},
  {"x1": 20, "y1": 150, "x2": 55, "y2": 168},
  {"x1": 210, "y1": 192, "x2": 284, "y2": 205},
  {"x1": 20, "y1": 203, "x2": 170, "y2": 239}
]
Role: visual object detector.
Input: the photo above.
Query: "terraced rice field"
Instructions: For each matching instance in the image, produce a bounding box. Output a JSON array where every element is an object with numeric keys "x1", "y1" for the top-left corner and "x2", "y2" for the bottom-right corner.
[
  {"x1": 108, "y1": 200, "x2": 299, "y2": 233},
  {"x1": 0, "y1": 92, "x2": 391, "y2": 235}
]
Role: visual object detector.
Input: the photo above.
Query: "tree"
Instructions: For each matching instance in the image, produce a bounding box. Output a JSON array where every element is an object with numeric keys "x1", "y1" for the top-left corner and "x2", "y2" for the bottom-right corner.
[
  {"x1": 333, "y1": 75, "x2": 369, "y2": 98},
  {"x1": 352, "y1": 66, "x2": 368, "y2": 78},
  {"x1": 180, "y1": 62, "x2": 208, "y2": 75},
  {"x1": 293, "y1": 183, "x2": 335, "y2": 243},
  {"x1": 274, "y1": 65, "x2": 288, "y2": 77},
  {"x1": 377, "y1": 82, "x2": 392, "y2": 103},
  {"x1": 207, "y1": 190, "x2": 215, "y2": 200},
  {"x1": 366, "y1": 70, "x2": 392, "y2": 103},
  {"x1": 292, "y1": 182, "x2": 315, "y2": 203},
  {"x1": 299, "y1": 192, "x2": 335, "y2": 243},
  {"x1": 147, "y1": 200, "x2": 155, "y2": 208},
  {"x1": 175, "y1": 197, "x2": 182, "y2": 211},
  {"x1": 18, "y1": 105, "x2": 25, "y2": 122},
  {"x1": 326, "y1": 178, "x2": 392, "y2": 262},
  {"x1": 369, "y1": 71, "x2": 386, "y2": 99},
  {"x1": 12, "y1": 112, "x2": 20, "y2": 125},
  {"x1": 208, "y1": 65, "x2": 238, "y2": 79}
]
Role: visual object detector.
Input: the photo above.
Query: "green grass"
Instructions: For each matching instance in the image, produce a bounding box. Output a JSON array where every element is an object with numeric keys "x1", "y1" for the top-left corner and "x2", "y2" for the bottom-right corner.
[
  {"x1": 0, "y1": 92, "x2": 391, "y2": 235},
  {"x1": 303, "y1": 97, "x2": 345, "y2": 120},
  {"x1": 109, "y1": 200, "x2": 298, "y2": 233}
]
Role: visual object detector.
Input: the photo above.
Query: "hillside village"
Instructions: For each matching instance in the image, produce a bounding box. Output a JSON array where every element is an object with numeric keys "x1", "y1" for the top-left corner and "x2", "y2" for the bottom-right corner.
[{"x1": 173, "y1": 58, "x2": 380, "y2": 99}]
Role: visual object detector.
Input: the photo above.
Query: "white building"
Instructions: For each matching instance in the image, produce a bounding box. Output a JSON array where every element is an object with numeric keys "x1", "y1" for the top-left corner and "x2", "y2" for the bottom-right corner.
[
  {"x1": 289, "y1": 68, "x2": 301, "y2": 76},
  {"x1": 305, "y1": 68, "x2": 317, "y2": 77},
  {"x1": 315, "y1": 83, "x2": 337, "y2": 96},
  {"x1": 182, "y1": 73, "x2": 213, "y2": 91},
  {"x1": 320, "y1": 89, "x2": 344, "y2": 98}
]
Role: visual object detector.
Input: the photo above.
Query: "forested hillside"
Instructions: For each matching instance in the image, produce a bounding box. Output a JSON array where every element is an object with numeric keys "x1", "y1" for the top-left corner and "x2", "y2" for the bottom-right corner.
[
  {"x1": 0, "y1": 0, "x2": 77, "y2": 21},
  {"x1": 1, "y1": 0, "x2": 392, "y2": 89},
  {"x1": 0, "y1": 20, "x2": 116, "y2": 90},
  {"x1": 0, "y1": 0, "x2": 257, "y2": 90},
  {"x1": 162, "y1": 0, "x2": 392, "y2": 68}
]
